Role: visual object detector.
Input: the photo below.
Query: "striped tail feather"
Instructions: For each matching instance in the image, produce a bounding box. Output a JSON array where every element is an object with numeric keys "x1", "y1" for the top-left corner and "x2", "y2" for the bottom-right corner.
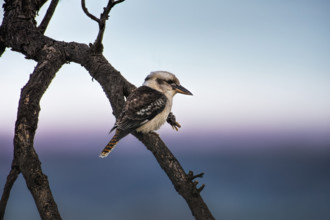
[{"x1": 99, "y1": 130, "x2": 121, "y2": 158}]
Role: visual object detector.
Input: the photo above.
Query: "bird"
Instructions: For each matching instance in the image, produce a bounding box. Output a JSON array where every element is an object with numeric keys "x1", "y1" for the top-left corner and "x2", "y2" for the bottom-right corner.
[{"x1": 99, "y1": 71, "x2": 193, "y2": 158}]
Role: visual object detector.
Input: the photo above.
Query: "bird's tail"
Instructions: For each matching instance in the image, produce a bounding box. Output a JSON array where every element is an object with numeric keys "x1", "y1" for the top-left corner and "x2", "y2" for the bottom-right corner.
[{"x1": 99, "y1": 129, "x2": 121, "y2": 158}]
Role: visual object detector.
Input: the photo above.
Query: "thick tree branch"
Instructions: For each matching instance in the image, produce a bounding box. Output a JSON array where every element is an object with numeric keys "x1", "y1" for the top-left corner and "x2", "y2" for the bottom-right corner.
[
  {"x1": 0, "y1": 41, "x2": 5, "y2": 57},
  {"x1": 38, "y1": 0, "x2": 59, "y2": 34},
  {"x1": 1, "y1": 1, "x2": 215, "y2": 219},
  {"x1": 0, "y1": 53, "x2": 65, "y2": 219},
  {"x1": 12, "y1": 50, "x2": 65, "y2": 220},
  {"x1": 0, "y1": 24, "x2": 6, "y2": 56},
  {"x1": 0, "y1": 163, "x2": 20, "y2": 220},
  {"x1": 134, "y1": 132, "x2": 215, "y2": 220}
]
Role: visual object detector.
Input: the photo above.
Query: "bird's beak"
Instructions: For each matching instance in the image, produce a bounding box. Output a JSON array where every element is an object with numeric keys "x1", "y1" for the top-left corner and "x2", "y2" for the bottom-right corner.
[{"x1": 175, "y1": 85, "x2": 193, "y2": 95}]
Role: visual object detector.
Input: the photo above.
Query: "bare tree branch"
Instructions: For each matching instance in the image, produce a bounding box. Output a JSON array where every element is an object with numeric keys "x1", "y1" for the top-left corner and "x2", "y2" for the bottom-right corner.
[
  {"x1": 81, "y1": 0, "x2": 100, "y2": 23},
  {"x1": 1, "y1": 0, "x2": 215, "y2": 219},
  {"x1": 134, "y1": 132, "x2": 215, "y2": 220},
  {"x1": 102, "y1": 0, "x2": 125, "y2": 18},
  {"x1": 0, "y1": 41, "x2": 5, "y2": 57},
  {"x1": 0, "y1": 163, "x2": 20, "y2": 220},
  {"x1": 12, "y1": 50, "x2": 65, "y2": 219},
  {"x1": 38, "y1": 0, "x2": 60, "y2": 34},
  {"x1": 81, "y1": 0, "x2": 125, "y2": 53},
  {"x1": 0, "y1": 56, "x2": 65, "y2": 219},
  {"x1": 0, "y1": 24, "x2": 6, "y2": 56}
]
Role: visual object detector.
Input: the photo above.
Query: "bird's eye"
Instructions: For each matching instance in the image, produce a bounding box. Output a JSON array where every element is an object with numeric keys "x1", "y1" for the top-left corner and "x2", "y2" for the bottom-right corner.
[{"x1": 167, "y1": 80, "x2": 174, "y2": 84}]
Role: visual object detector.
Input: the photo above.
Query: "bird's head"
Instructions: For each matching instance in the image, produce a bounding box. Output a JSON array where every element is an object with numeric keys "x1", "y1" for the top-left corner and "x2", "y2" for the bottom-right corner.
[{"x1": 143, "y1": 71, "x2": 193, "y2": 97}]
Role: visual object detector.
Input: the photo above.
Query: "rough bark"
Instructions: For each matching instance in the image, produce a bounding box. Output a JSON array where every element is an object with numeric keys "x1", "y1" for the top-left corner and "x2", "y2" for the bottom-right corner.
[
  {"x1": 0, "y1": 165, "x2": 20, "y2": 220},
  {"x1": 0, "y1": 0, "x2": 215, "y2": 219},
  {"x1": 14, "y1": 56, "x2": 65, "y2": 220},
  {"x1": 134, "y1": 132, "x2": 214, "y2": 219}
]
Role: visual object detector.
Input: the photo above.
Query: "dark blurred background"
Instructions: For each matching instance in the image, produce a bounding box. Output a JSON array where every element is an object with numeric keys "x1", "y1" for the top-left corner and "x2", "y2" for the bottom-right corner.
[{"x1": 1, "y1": 130, "x2": 330, "y2": 220}]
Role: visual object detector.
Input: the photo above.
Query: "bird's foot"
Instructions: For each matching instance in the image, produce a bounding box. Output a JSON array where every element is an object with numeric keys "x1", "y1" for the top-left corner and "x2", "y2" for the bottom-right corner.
[
  {"x1": 167, "y1": 112, "x2": 181, "y2": 131},
  {"x1": 171, "y1": 121, "x2": 181, "y2": 131}
]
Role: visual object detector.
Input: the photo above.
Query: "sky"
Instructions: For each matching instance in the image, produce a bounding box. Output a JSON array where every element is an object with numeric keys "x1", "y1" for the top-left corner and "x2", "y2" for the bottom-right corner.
[
  {"x1": 1, "y1": 0, "x2": 330, "y2": 152},
  {"x1": 1, "y1": 1, "x2": 330, "y2": 219}
]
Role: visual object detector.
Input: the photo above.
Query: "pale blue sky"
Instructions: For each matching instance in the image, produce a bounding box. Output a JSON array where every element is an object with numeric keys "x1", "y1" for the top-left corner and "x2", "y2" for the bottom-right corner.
[
  {"x1": 1, "y1": 0, "x2": 330, "y2": 144},
  {"x1": 1, "y1": 2, "x2": 330, "y2": 219}
]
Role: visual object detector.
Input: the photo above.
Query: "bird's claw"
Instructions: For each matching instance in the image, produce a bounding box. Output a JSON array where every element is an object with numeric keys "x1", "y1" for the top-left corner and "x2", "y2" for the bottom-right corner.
[
  {"x1": 167, "y1": 112, "x2": 181, "y2": 131},
  {"x1": 171, "y1": 121, "x2": 181, "y2": 131}
]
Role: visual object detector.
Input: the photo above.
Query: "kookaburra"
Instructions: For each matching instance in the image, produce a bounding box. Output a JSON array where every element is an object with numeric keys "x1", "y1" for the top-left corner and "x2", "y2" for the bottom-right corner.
[{"x1": 99, "y1": 71, "x2": 193, "y2": 158}]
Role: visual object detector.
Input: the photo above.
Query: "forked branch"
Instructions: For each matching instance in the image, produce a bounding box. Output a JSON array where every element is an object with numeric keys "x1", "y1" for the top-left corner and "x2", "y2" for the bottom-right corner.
[
  {"x1": 0, "y1": 50, "x2": 65, "y2": 219},
  {"x1": 81, "y1": 0, "x2": 125, "y2": 53},
  {"x1": 0, "y1": 164, "x2": 20, "y2": 220},
  {"x1": 1, "y1": 0, "x2": 215, "y2": 219}
]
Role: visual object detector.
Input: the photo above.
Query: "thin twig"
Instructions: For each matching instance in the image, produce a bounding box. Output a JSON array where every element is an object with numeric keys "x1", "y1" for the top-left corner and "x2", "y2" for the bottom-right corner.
[
  {"x1": 102, "y1": 0, "x2": 125, "y2": 19},
  {"x1": 38, "y1": 0, "x2": 60, "y2": 34},
  {"x1": 188, "y1": 171, "x2": 205, "y2": 180},
  {"x1": 81, "y1": 0, "x2": 100, "y2": 24},
  {"x1": 81, "y1": 0, "x2": 125, "y2": 53}
]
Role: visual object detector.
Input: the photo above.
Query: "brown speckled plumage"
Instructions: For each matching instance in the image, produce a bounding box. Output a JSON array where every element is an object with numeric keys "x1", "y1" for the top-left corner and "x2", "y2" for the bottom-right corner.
[{"x1": 99, "y1": 71, "x2": 192, "y2": 158}]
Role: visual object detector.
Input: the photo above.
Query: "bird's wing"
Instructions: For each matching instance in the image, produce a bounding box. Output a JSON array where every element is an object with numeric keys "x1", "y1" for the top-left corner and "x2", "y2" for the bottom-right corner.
[{"x1": 117, "y1": 86, "x2": 167, "y2": 131}]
